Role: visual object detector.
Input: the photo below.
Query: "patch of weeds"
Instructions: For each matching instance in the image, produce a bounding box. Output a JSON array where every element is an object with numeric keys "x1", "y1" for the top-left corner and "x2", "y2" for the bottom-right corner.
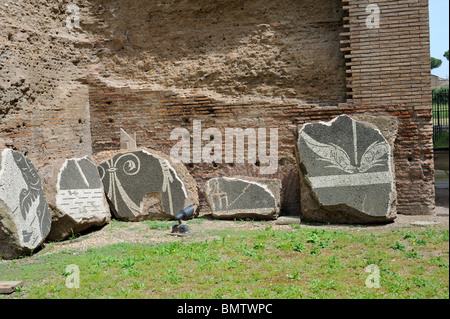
[
  {"x1": 50, "y1": 285, "x2": 63, "y2": 293},
  {"x1": 429, "y1": 256, "x2": 449, "y2": 268},
  {"x1": 188, "y1": 218, "x2": 206, "y2": 225},
  {"x1": 405, "y1": 249, "x2": 422, "y2": 259},
  {"x1": 392, "y1": 241, "x2": 405, "y2": 251},
  {"x1": 306, "y1": 233, "x2": 320, "y2": 244},
  {"x1": 287, "y1": 269, "x2": 301, "y2": 280},
  {"x1": 120, "y1": 256, "x2": 142, "y2": 276},
  {"x1": 62, "y1": 267, "x2": 75, "y2": 277},
  {"x1": 154, "y1": 242, "x2": 183, "y2": 256},
  {"x1": 276, "y1": 241, "x2": 291, "y2": 251},
  {"x1": 411, "y1": 276, "x2": 428, "y2": 288},
  {"x1": 110, "y1": 219, "x2": 127, "y2": 228},
  {"x1": 120, "y1": 257, "x2": 137, "y2": 269},
  {"x1": 440, "y1": 230, "x2": 449, "y2": 242},
  {"x1": 163, "y1": 267, "x2": 184, "y2": 284},
  {"x1": 117, "y1": 287, "x2": 133, "y2": 297},
  {"x1": 237, "y1": 243, "x2": 255, "y2": 257},
  {"x1": 403, "y1": 231, "x2": 417, "y2": 240},
  {"x1": 69, "y1": 228, "x2": 78, "y2": 241},
  {"x1": 318, "y1": 240, "x2": 329, "y2": 249},
  {"x1": 253, "y1": 242, "x2": 265, "y2": 250},
  {"x1": 415, "y1": 239, "x2": 426, "y2": 246},
  {"x1": 326, "y1": 256, "x2": 344, "y2": 273},
  {"x1": 305, "y1": 230, "x2": 332, "y2": 252},
  {"x1": 127, "y1": 268, "x2": 142, "y2": 277},
  {"x1": 276, "y1": 284, "x2": 303, "y2": 298},
  {"x1": 226, "y1": 257, "x2": 241, "y2": 270},
  {"x1": 132, "y1": 280, "x2": 145, "y2": 290},
  {"x1": 308, "y1": 278, "x2": 327, "y2": 294},
  {"x1": 95, "y1": 256, "x2": 119, "y2": 267},
  {"x1": 423, "y1": 228, "x2": 436, "y2": 239},
  {"x1": 383, "y1": 274, "x2": 407, "y2": 295},
  {"x1": 293, "y1": 242, "x2": 305, "y2": 252},
  {"x1": 196, "y1": 251, "x2": 217, "y2": 270},
  {"x1": 365, "y1": 258, "x2": 383, "y2": 267},
  {"x1": 144, "y1": 220, "x2": 170, "y2": 230}
]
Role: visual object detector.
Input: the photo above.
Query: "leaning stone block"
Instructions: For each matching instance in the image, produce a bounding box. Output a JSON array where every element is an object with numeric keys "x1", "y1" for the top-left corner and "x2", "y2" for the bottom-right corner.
[
  {"x1": 296, "y1": 115, "x2": 397, "y2": 224},
  {"x1": 41, "y1": 156, "x2": 111, "y2": 241},
  {"x1": 94, "y1": 148, "x2": 199, "y2": 221},
  {"x1": 205, "y1": 177, "x2": 282, "y2": 220},
  {"x1": 275, "y1": 216, "x2": 301, "y2": 225},
  {"x1": 0, "y1": 281, "x2": 23, "y2": 294},
  {"x1": 0, "y1": 149, "x2": 51, "y2": 259}
]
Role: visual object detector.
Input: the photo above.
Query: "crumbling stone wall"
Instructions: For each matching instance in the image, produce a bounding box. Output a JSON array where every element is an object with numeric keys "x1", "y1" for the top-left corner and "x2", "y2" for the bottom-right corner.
[
  {"x1": 0, "y1": 0, "x2": 94, "y2": 167},
  {"x1": 1, "y1": 0, "x2": 434, "y2": 216},
  {"x1": 85, "y1": 0, "x2": 347, "y2": 105}
]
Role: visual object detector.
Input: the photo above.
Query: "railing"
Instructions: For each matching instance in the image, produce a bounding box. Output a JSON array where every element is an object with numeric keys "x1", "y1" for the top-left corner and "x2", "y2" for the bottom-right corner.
[{"x1": 433, "y1": 87, "x2": 449, "y2": 149}]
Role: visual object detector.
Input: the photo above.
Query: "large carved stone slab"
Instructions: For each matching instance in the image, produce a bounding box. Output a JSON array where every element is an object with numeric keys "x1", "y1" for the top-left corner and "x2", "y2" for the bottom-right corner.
[
  {"x1": 42, "y1": 156, "x2": 111, "y2": 241},
  {"x1": 205, "y1": 177, "x2": 281, "y2": 220},
  {"x1": 297, "y1": 115, "x2": 396, "y2": 224},
  {"x1": 95, "y1": 148, "x2": 199, "y2": 221},
  {"x1": 0, "y1": 149, "x2": 51, "y2": 259}
]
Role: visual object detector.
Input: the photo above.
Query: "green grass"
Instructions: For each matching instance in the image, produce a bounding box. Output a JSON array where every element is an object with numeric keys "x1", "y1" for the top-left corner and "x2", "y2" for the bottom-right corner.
[
  {"x1": 0, "y1": 225, "x2": 448, "y2": 299},
  {"x1": 434, "y1": 131, "x2": 449, "y2": 148},
  {"x1": 432, "y1": 104, "x2": 448, "y2": 120},
  {"x1": 432, "y1": 86, "x2": 448, "y2": 135}
]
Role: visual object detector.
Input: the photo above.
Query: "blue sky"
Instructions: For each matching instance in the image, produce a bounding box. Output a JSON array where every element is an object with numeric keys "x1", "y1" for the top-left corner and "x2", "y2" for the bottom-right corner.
[{"x1": 429, "y1": 0, "x2": 449, "y2": 78}]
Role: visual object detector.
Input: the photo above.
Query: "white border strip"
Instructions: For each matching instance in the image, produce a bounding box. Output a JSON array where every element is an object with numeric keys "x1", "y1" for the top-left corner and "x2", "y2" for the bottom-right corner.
[{"x1": 309, "y1": 171, "x2": 392, "y2": 188}]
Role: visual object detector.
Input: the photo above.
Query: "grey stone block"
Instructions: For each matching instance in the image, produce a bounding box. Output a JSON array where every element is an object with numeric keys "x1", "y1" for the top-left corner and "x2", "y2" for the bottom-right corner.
[
  {"x1": 297, "y1": 115, "x2": 397, "y2": 224},
  {"x1": 96, "y1": 149, "x2": 199, "y2": 221},
  {"x1": 0, "y1": 149, "x2": 51, "y2": 259},
  {"x1": 42, "y1": 156, "x2": 111, "y2": 241},
  {"x1": 205, "y1": 177, "x2": 281, "y2": 220},
  {"x1": 275, "y1": 216, "x2": 301, "y2": 225}
]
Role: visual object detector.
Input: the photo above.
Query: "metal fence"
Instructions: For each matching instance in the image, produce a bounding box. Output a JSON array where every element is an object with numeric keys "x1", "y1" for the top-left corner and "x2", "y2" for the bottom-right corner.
[{"x1": 432, "y1": 87, "x2": 449, "y2": 148}]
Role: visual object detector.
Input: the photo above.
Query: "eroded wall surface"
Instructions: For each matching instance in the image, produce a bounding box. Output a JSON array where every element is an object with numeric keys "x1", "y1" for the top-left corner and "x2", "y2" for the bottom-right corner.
[{"x1": 0, "y1": 0, "x2": 94, "y2": 166}]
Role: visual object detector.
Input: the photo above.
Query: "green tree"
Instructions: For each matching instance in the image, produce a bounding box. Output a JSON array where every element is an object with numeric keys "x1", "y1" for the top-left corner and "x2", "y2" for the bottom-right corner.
[
  {"x1": 431, "y1": 57, "x2": 442, "y2": 69},
  {"x1": 444, "y1": 50, "x2": 449, "y2": 61}
]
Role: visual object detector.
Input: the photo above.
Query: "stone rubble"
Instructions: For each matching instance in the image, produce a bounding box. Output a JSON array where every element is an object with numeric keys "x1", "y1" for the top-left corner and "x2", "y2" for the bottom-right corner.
[
  {"x1": 0, "y1": 117, "x2": 402, "y2": 258},
  {"x1": 204, "y1": 177, "x2": 282, "y2": 220}
]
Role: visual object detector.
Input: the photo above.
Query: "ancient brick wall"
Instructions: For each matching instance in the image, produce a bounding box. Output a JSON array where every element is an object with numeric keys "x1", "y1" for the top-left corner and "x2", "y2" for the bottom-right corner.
[
  {"x1": 1, "y1": 0, "x2": 434, "y2": 216},
  {"x1": 87, "y1": 81, "x2": 421, "y2": 216},
  {"x1": 342, "y1": 0, "x2": 434, "y2": 214}
]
